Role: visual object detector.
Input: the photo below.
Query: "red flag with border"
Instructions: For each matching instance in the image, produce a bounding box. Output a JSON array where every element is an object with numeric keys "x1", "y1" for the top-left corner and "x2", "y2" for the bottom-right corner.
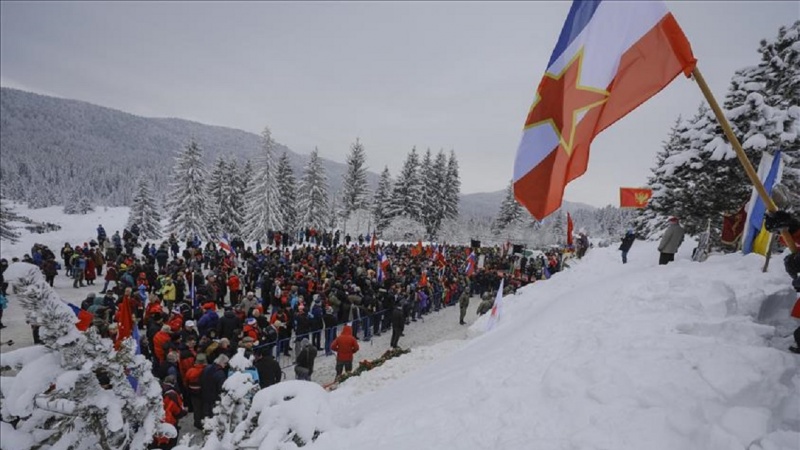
[
  {"x1": 721, "y1": 205, "x2": 746, "y2": 246},
  {"x1": 513, "y1": 0, "x2": 696, "y2": 220},
  {"x1": 619, "y1": 188, "x2": 653, "y2": 209}
]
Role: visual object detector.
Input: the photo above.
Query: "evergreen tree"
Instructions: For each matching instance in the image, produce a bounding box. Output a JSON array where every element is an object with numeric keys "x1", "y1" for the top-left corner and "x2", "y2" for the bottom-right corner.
[
  {"x1": 444, "y1": 150, "x2": 461, "y2": 220},
  {"x1": 63, "y1": 191, "x2": 81, "y2": 215},
  {"x1": 206, "y1": 157, "x2": 228, "y2": 236},
  {"x1": 0, "y1": 194, "x2": 20, "y2": 243},
  {"x1": 127, "y1": 177, "x2": 162, "y2": 240},
  {"x1": 165, "y1": 141, "x2": 210, "y2": 241},
  {"x1": 243, "y1": 127, "x2": 283, "y2": 241},
  {"x1": 276, "y1": 152, "x2": 298, "y2": 232},
  {"x1": 341, "y1": 138, "x2": 369, "y2": 219},
  {"x1": 635, "y1": 115, "x2": 691, "y2": 237},
  {"x1": 388, "y1": 147, "x2": 423, "y2": 221},
  {"x1": 3, "y1": 264, "x2": 165, "y2": 450},
  {"x1": 372, "y1": 166, "x2": 393, "y2": 234},
  {"x1": 223, "y1": 158, "x2": 245, "y2": 237},
  {"x1": 77, "y1": 197, "x2": 95, "y2": 215},
  {"x1": 298, "y1": 148, "x2": 330, "y2": 230},
  {"x1": 493, "y1": 181, "x2": 525, "y2": 232},
  {"x1": 420, "y1": 149, "x2": 449, "y2": 240}
]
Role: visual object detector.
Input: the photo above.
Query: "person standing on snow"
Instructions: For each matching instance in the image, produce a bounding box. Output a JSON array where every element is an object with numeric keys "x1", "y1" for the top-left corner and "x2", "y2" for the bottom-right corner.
[
  {"x1": 619, "y1": 229, "x2": 636, "y2": 264},
  {"x1": 658, "y1": 217, "x2": 685, "y2": 265},
  {"x1": 331, "y1": 324, "x2": 359, "y2": 379}
]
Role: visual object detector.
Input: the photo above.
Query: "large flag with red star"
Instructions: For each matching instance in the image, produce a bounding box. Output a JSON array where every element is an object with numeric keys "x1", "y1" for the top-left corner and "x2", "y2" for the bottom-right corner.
[{"x1": 513, "y1": 0, "x2": 696, "y2": 220}]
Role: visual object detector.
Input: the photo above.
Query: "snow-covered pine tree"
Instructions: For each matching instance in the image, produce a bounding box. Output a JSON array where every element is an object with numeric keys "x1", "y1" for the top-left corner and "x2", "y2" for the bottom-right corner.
[
  {"x1": 420, "y1": 149, "x2": 440, "y2": 240},
  {"x1": 230, "y1": 159, "x2": 252, "y2": 238},
  {"x1": 298, "y1": 148, "x2": 330, "y2": 230},
  {"x1": 77, "y1": 197, "x2": 95, "y2": 215},
  {"x1": 493, "y1": 181, "x2": 525, "y2": 233},
  {"x1": 127, "y1": 177, "x2": 162, "y2": 240},
  {"x1": 444, "y1": 150, "x2": 461, "y2": 221},
  {"x1": 206, "y1": 157, "x2": 228, "y2": 236},
  {"x1": 222, "y1": 158, "x2": 245, "y2": 238},
  {"x1": 388, "y1": 147, "x2": 423, "y2": 221},
  {"x1": 164, "y1": 141, "x2": 211, "y2": 241},
  {"x1": 0, "y1": 193, "x2": 20, "y2": 243},
  {"x1": 721, "y1": 23, "x2": 800, "y2": 211},
  {"x1": 341, "y1": 138, "x2": 369, "y2": 220},
  {"x1": 276, "y1": 152, "x2": 298, "y2": 233},
  {"x1": 635, "y1": 115, "x2": 691, "y2": 237},
  {"x1": 372, "y1": 166, "x2": 393, "y2": 234},
  {"x1": 201, "y1": 349, "x2": 259, "y2": 448},
  {"x1": 63, "y1": 191, "x2": 81, "y2": 214},
  {"x1": 243, "y1": 127, "x2": 284, "y2": 241},
  {"x1": 1, "y1": 264, "x2": 165, "y2": 450},
  {"x1": 328, "y1": 191, "x2": 339, "y2": 230}
]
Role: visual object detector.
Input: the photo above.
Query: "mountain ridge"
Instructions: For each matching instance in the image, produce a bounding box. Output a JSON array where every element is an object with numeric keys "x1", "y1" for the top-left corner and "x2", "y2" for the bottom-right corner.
[{"x1": 0, "y1": 87, "x2": 595, "y2": 218}]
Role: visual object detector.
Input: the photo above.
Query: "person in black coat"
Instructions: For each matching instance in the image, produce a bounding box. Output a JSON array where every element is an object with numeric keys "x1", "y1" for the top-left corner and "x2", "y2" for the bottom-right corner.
[
  {"x1": 619, "y1": 230, "x2": 636, "y2": 264},
  {"x1": 253, "y1": 346, "x2": 282, "y2": 389},
  {"x1": 217, "y1": 308, "x2": 241, "y2": 341},
  {"x1": 200, "y1": 354, "x2": 229, "y2": 419},
  {"x1": 390, "y1": 302, "x2": 405, "y2": 349}
]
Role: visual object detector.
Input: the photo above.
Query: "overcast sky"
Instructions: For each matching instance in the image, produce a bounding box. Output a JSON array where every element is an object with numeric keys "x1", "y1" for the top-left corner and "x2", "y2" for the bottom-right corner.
[{"x1": 1, "y1": 1, "x2": 797, "y2": 207}]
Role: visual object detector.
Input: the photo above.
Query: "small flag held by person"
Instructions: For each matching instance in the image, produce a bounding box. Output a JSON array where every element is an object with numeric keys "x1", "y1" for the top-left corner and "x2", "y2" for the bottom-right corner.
[{"x1": 485, "y1": 279, "x2": 505, "y2": 332}]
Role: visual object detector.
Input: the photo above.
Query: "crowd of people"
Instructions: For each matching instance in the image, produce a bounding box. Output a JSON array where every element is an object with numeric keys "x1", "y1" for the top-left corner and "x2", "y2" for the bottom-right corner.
[{"x1": 5, "y1": 223, "x2": 557, "y2": 448}]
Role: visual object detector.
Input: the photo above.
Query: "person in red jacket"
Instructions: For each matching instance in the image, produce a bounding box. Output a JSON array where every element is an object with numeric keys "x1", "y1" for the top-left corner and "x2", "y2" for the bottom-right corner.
[
  {"x1": 183, "y1": 353, "x2": 207, "y2": 430},
  {"x1": 228, "y1": 271, "x2": 241, "y2": 306},
  {"x1": 330, "y1": 324, "x2": 359, "y2": 379},
  {"x1": 153, "y1": 374, "x2": 187, "y2": 449},
  {"x1": 153, "y1": 324, "x2": 173, "y2": 364}
]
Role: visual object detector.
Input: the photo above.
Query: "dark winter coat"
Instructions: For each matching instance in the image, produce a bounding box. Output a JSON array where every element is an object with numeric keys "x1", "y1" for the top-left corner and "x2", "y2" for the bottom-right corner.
[
  {"x1": 197, "y1": 309, "x2": 219, "y2": 337},
  {"x1": 619, "y1": 233, "x2": 635, "y2": 252},
  {"x1": 200, "y1": 363, "x2": 227, "y2": 415},
  {"x1": 217, "y1": 310, "x2": 240, "y2": 340},
  {"x1": 254, "y1": 354, "x2": 282, "y2": 389}
]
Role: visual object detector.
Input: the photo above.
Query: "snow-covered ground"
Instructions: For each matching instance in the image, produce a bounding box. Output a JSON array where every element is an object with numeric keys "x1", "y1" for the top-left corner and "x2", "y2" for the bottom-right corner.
[{"x1": 2, "y1": 206, "x2": 799, "y2": 450}]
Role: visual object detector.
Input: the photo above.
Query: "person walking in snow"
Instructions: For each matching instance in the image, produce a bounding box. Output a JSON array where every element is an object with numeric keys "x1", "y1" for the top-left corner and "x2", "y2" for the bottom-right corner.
[
  {"x1": 658, "y1": 217, "x2": 685, "y2": 265},
  {"x1": 619, "y1": 229, "x2": 636, "y2": 264}
]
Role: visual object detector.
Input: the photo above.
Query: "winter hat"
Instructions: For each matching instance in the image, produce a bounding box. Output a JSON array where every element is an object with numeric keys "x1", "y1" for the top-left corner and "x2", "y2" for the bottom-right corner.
[
  {"x1": 203, "y1": 302, "x2": 216, "y2": 310},
  {"x1": 195, "y1": 353, "x2": 208, "y2": 364},
  {"x1": 241, "y1": 336, "x2": 255, "y2": 344},
  {"x1": 246, "y1": 317, "x2": 257, "y2": 326},
  {"x1": 185, "y1": 320, "x2": 196, "y2": 328}
]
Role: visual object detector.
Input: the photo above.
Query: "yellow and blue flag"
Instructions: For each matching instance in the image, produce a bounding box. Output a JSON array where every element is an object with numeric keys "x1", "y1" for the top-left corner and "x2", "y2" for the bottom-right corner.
[{"x1": 742, "y1": 151, "x2": 783, "y2": 255}]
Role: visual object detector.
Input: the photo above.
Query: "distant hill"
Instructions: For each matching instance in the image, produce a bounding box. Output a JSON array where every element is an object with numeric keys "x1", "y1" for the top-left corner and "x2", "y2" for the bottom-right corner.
[{"x1": 0, "y1": 87, "x2": 594, "y2": 219}]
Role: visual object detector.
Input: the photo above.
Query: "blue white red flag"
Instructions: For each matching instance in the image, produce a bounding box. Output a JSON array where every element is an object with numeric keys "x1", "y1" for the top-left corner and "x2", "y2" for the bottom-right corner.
[
  {"x1": 464, "y1": 251, "x2": 477, "y2": 276},
  {"x1": 377, "y1": 252, "x2": 390, "y2": 283},
  {"x1": 513, "y1": 0, "x2": 696, "y2": 220},
  {"x1": 67, "y1": 303, "x2": 94, "y2": 331},
  {"x1": 219, "y1": 233, "x2": 236, "y2": 257}
]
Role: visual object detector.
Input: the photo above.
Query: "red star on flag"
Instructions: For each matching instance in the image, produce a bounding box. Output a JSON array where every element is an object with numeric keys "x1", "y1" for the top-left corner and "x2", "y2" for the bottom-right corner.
[{"x1": 524, "y1": 50, "x2": 609, "y2": 155}]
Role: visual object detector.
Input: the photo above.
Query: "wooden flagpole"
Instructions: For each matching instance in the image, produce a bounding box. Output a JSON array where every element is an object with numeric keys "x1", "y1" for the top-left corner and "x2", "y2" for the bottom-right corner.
[{"x1": 691, "y1": 67, "x2": 797, "y2": 254}]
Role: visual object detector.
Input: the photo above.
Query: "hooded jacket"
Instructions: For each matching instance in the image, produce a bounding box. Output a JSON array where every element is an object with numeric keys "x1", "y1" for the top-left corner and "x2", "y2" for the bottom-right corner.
[{"x1": 331, "y1": 325, "x2": 359, "y2": 363}]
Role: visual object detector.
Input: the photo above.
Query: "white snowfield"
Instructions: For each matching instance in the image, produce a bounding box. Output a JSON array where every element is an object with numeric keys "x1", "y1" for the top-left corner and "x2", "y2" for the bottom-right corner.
[{"x1": 1, "y1": 206, "x2": 799, "y2": 450}]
